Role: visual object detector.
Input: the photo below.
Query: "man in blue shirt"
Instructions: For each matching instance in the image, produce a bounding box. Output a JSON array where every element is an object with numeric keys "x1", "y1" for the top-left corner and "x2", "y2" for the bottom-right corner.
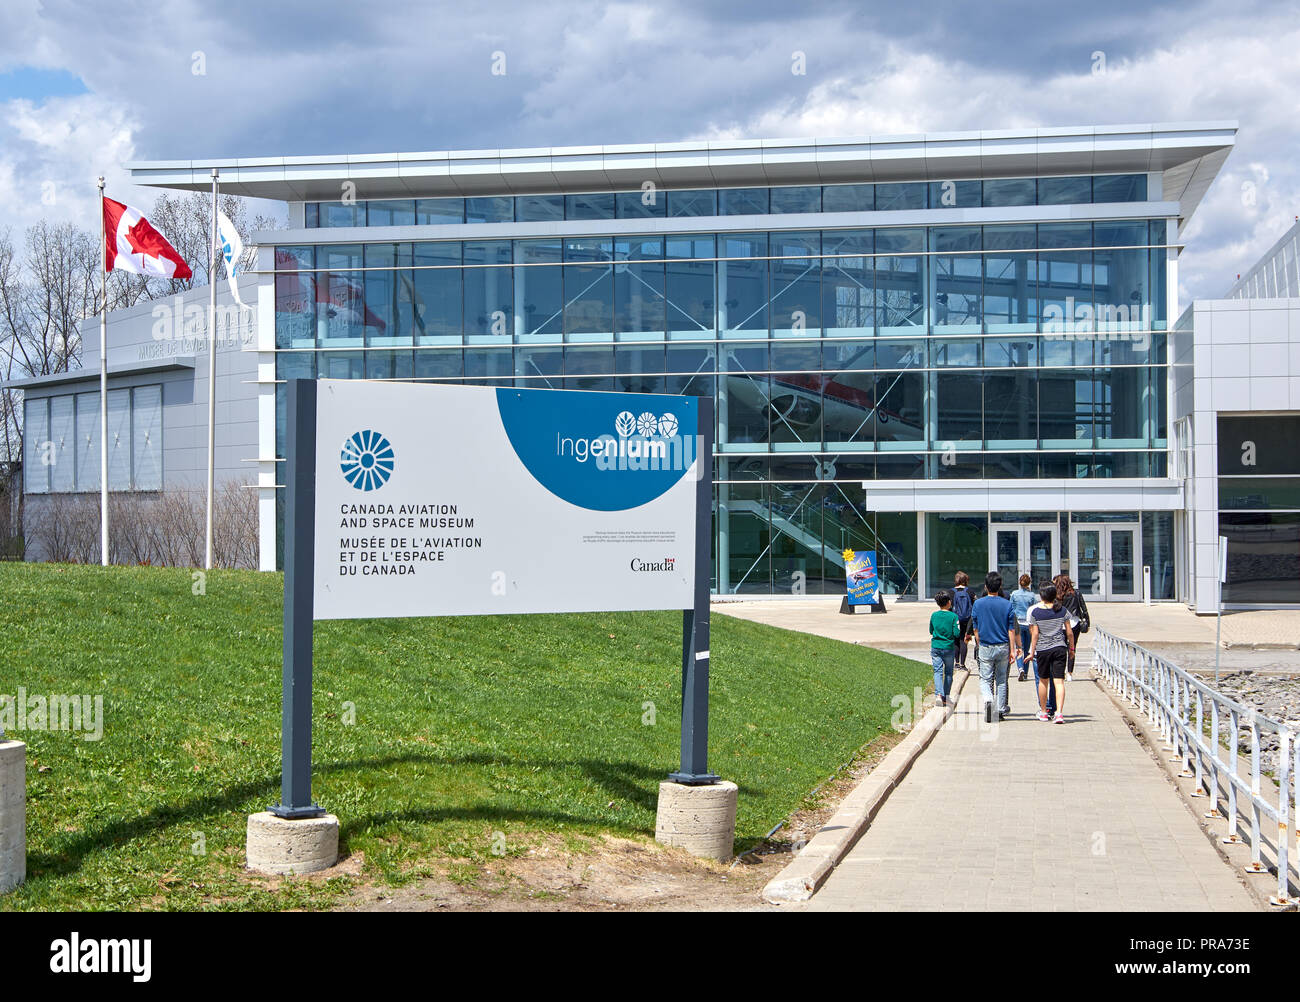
[{"x1": 971, "y1": 571, "x2": 1021, "y2": 723}]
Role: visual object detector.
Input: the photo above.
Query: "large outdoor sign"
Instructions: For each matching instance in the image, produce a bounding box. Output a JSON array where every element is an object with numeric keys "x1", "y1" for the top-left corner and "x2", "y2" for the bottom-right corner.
[
  {"x1": 313, "y1": 380, "x2": 701, "y2": 619},
  {"x1": 268, "y1": 378, "x2": 718, "y2": 821}
]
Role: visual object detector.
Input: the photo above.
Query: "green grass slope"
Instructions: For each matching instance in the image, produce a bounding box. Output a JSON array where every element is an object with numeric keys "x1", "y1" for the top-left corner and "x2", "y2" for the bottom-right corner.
[{"x1": 0, "y1": 563, "x2": 926, "y2": 910}]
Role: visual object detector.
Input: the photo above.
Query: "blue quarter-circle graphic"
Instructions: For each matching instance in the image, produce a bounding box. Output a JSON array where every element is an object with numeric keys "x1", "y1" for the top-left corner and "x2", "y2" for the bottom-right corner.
[
  {"x1": 340, "y1": 430, "x2": 394, "y2": 491},
  {"x1": 495, "y1": 388, "x2": 698, "y2": 512}
]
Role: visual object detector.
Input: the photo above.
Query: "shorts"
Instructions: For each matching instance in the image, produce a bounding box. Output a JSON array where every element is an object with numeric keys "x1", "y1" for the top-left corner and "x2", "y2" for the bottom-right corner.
[{"x1": 1037, "y1": 646, "x2": 1067, "y2": 680}]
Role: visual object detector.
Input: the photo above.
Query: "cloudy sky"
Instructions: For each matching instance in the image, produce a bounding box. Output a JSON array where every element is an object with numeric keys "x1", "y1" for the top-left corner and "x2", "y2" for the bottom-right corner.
[{"x1": 1, "y1": 0, "x2": 1296, "y2": 303}]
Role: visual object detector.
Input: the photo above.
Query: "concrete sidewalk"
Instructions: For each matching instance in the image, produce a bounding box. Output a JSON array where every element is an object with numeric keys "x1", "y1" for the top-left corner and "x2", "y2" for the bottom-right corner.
[
  {"x1": 798, "y1": 670, "x2": 1258, "y2": 911},
  {"x1": 715, "y1": 597, "x2": 1300, "y2": 655}
]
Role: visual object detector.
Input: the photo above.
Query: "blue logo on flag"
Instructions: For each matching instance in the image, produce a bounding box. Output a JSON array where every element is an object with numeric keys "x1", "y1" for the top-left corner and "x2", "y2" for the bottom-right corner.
[{"x1": 340, "y1": 430, "x2": 394, "y2": 491}]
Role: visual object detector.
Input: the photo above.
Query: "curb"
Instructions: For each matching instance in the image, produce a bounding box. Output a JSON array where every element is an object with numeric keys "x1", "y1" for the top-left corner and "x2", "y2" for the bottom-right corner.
[{"x1": 762, "y1": 667, "x2": 970, "y2": 903}]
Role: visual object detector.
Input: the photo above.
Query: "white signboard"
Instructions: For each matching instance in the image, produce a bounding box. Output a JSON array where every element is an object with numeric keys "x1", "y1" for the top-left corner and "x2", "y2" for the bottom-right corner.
[{"x1": 312, "y1": 379, "x2": 702, "y2": 620}]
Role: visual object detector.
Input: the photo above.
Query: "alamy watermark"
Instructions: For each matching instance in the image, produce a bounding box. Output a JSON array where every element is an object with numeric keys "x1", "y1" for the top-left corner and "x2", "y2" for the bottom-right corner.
[
  {"x1": 1042, "y1": 297, "x2": 1152, "y2": 351},
  {"x1": 0, "y1": 688, "x2": 104, "y2": 741}
]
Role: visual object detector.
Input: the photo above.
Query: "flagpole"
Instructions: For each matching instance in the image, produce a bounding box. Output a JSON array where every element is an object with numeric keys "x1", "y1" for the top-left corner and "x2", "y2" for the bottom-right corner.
[
  {"x1": 205, "y1": 168, "x2": 218, "y2": 570},
  {"x1": 98, "y1": 176, "x2": 109, "y2": 567}
]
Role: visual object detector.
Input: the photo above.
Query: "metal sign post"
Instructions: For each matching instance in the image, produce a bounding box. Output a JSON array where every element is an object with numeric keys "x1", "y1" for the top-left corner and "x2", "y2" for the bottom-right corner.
[
  {"x1": 271, "y1": 378, "x2": 325, "y2": 819},
  {"x1": 670, "y1": 397, "x2": 718, "y2": 785}
]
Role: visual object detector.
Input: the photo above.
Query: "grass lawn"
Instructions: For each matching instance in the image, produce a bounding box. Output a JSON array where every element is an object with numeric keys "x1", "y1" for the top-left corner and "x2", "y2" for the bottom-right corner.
[{"x1": 0, "y1": 562, "x2": 927, "y2": 911}]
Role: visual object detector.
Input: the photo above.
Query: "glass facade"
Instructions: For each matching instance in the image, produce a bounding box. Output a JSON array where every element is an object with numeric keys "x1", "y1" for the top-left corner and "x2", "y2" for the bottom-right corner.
[
  {"x1": 276, "y1": 180, "x2": 1173, "y2": 594},
  {"x1": 303, "y1": 173, "x2": 1150, "y2": 228}
]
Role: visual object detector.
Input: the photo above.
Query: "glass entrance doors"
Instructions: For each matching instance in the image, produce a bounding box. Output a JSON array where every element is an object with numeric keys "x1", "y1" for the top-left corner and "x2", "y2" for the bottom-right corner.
[
  {"x1": 991, "y1": 523, "x2": 1059, "y2": 590},
  {"x1": 1072, "y1": 523, "x2": 1140, "y2": 601}
]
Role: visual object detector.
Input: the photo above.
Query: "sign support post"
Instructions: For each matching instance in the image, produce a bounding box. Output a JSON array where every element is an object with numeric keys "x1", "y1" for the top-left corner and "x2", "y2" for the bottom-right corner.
[
  {"x1": 654, "y1": 396, "x2": 737, "y2": 859},
  {"x1": 246, "y1": 379, "x2": 337, "y2": 875},
  {"x1": 670, "y1": 397, "x2": 718, "y2": 785},
  {"x1": 272, "y1": 378, "x2": 325, "y2": 820}
]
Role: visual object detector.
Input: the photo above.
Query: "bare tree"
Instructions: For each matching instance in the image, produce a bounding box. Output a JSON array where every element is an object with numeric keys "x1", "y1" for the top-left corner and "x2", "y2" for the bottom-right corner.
[{"x1": 1, "y1": 192, "x2": 282, "y2": 556}]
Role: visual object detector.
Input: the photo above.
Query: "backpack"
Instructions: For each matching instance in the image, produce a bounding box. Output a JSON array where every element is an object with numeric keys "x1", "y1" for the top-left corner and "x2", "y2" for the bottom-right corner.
[{"x1": 951, "y1": 586, "x2": 973, "y2": 620}]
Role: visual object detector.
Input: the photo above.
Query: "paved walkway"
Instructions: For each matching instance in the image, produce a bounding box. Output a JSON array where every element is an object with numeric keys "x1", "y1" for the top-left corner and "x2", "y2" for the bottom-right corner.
[
  {"x1": 715, "y1": 597, "x2": 1300, "y2": 655},
  {"x1": 800, "y1": 670, "x2": 1258, "y2": 911}
]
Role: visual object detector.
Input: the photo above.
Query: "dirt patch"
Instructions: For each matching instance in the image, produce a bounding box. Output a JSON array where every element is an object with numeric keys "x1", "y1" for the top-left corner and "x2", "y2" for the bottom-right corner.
[{"x1": 335, "y1": 729, "x2": 913, "y2": 912}]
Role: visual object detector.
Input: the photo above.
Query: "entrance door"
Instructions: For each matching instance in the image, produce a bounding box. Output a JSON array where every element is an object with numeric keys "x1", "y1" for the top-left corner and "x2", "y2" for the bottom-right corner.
[
  {"x1": 991, "y1": 523, "x2": 1059, "y2": 590},
  {"x1": 1072, "y1": 523, "x2": 1140, "y2": 601}
]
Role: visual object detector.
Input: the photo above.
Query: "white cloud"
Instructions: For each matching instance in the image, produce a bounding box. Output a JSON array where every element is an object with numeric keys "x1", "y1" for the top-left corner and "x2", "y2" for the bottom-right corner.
[
  {"x1": 0, "y1": 93, "x2": 138, "y2": 233},
  {"x1": 0, "y1": 0, "x2": 1296, "y2": 302}
]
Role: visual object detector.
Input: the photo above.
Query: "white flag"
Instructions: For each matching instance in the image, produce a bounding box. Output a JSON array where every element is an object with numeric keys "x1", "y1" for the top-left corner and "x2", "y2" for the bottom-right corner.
[{"x1": 216, "y1": 211, "x2": 249, "y2": 308}]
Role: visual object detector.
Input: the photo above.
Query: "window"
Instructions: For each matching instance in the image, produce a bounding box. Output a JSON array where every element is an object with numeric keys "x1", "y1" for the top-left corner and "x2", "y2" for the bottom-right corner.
[
  {"x1": 416, "y1": 198, "x2": 464, "y2": 225},
  {"x1": 49, "y1": 394, "x2": 75, "y2": 492},
  {"x1": 514, "y1": 238, "x2": 563, "y2": 339},
  {"x1": 412, "y1": 241, "x2": 463, "y2": 343},
  {"x1": 131, "y1": 385, "x2": 162, "y2": 490},
  {"x1": 23, "y1": 397, "x2": 50, "y2": 493},
  {"x1": 465, "y1": 196, "x2": 514, "y2": 224},
  {"x1": 928, "y1": 180, "x2": 980, "y2": 209},
  {"x1": 565, "y1": 193, "x2": 616, "y2": 220},
  {"x1": 616, "y1": 190, "x2": 667, "y2": 219},
  {"x1": 613, "y1": 236, "x2": 666, "y2": 339},
  {"x1": 75, "y1": 392, "x2": 99, "y2": 490},
  {"x1": 769, "y1": 186, "x2": 821, "y2": 214},
  {"x1": 667, "y1": 190, "x2": 717, "y2": 217},
  {"x1": 822, "y1": 184, "x2": 873, "y2": 213},
  {"x1": 719, "y1": 188, "x2": 769, "y2": 216},
  {"x1": 563, "y1": 237, "x2": 613, "y2": 338},
  {"x1": 463, "y1": 240, "x2": 512, "y2": 336},
  {"x1": 874, "y1": 183, "x2": 925, "y2": 211},
  {"x1": 1093, "y1": 174, "x2": 1147, "y2": 203},
  {"x1": 1038, "y1": 176, "x2": 1091, "y2": 205},
  {"x1": 718, "y1": 234, "x2": 768, "y2": 336},
  {"x1": 27, "y1": 384, "x2": 163, "y2": 493},
  {"x1": 516, "y1": 195, "x2": 564, "y2": 223},
  {"x1": 982, "y1": 178, "x2": 1036, "y2": 207},
  {"x1": 366, "y1": 200, "x2": 415, "y2": 227}
]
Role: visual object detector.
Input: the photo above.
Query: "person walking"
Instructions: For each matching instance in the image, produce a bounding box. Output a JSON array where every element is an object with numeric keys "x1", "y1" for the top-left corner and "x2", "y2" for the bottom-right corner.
[
  {"x1": 1053, "y1": 574, "x2": 1090, "y2": 679},
  {"x1": 1010, "y1": 573, "x2": 1036, "y2": 683},
  {"x1": 951, "y1": 572, "x2": 974, "y2": 670},
  {"x1": 971, "y1": 571, "x2": 1020, "y2": 723},
  {"x1": 1030, "y1": 581, "x2": 1075, "y2": 723},
  {"x1": 929, "y1": 590, "x2": 961, "y2": 707}
]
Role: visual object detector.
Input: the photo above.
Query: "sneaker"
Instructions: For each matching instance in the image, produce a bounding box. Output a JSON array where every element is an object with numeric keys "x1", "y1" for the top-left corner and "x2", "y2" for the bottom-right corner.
[
  {"x1": 998, "y1": 710, "x2": 1007, "y2": 721},
  {"x1": 1053, "y1": 712, "x2": 1065, "y2": 724},
  {"x1": 1037, "y1": 711, "x2": 1050, "y2": 721},
  {"x1": 984, "y1": 702, "x2": 993, "y2": 724},
  {"x1": 1018, "y1": 670, "x2": 1027, "y2": 682}
]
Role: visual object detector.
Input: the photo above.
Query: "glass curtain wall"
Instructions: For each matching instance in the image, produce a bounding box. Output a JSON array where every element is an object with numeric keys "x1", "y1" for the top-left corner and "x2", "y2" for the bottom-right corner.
[{"x1": 275, "y1": 217, "x2": 1171, "y2": 590}]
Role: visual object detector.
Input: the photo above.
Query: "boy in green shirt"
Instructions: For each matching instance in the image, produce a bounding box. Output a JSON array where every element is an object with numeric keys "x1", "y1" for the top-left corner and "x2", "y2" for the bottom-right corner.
[{"x1": 929, "y1": 590, "x2": 962, "y2": 707}]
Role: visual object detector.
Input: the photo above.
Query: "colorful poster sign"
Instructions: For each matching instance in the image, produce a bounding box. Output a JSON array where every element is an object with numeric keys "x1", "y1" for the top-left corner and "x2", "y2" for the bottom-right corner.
[{"x1": 843, "y1": 549, "x2": 878, "y2": 605}]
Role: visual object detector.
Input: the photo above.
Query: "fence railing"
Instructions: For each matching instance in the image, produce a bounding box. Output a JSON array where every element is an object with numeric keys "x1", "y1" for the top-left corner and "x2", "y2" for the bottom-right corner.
[{"x1": 1091, "y1": 628, "x2": 1297, "y2": 907}]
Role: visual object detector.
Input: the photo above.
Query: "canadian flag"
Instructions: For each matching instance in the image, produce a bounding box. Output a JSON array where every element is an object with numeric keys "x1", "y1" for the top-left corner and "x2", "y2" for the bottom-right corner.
[{"x1": 102, "y1": 196, "x2": 193, "y2": 280}]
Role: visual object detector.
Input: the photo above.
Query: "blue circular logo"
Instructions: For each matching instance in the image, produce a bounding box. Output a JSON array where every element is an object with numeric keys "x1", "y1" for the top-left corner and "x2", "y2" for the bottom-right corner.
[{"x1": 340, "y1": 430, "x2": 394, "y2": 491}]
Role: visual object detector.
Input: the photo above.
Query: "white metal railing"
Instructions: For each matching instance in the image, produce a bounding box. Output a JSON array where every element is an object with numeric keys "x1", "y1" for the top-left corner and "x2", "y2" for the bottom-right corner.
[{"x1": 1092, "y1": 628, "x2": 1298, "y2": 907}]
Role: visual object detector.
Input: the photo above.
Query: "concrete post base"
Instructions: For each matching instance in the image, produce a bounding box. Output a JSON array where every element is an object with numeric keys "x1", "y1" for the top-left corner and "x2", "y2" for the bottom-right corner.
[
  {"x1": 245, "y1": 811, "x2": 339, "y2": 875},
  {"x1": 654, "y1": 780, "x2": 737, "y2": 861},
  {"x1": 0, "y1": 740, "x2": 25, "y2": 893}
]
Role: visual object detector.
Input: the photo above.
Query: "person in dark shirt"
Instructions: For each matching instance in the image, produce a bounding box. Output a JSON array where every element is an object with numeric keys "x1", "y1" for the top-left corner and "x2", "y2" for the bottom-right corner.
[{"x1": 951, "y1": 572, "x2": 974, "y2": 669}]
